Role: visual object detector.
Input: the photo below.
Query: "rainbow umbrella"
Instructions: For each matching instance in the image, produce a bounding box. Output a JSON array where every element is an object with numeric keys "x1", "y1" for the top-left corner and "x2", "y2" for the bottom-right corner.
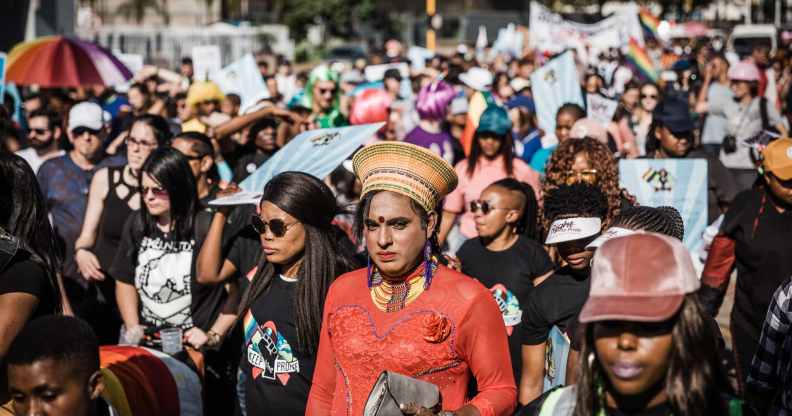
[{"x1": 7, "y1": 36, "x2": 133, "y2": 88}]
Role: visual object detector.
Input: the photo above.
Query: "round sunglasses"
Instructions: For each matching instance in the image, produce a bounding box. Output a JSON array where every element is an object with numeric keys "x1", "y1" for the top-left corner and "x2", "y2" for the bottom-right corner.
[
  {"x1": 469, "y1": 200, "x2": 510, "y2": 215},
  {"x1": 250, "y1": 214, "x2": 296, "y2": 238}
]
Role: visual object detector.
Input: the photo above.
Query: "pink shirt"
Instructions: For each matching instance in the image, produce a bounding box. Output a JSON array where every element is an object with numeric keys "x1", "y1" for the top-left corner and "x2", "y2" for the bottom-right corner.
[{"x1": 444, "y1": 156, "x2": 541, "y2": 238}]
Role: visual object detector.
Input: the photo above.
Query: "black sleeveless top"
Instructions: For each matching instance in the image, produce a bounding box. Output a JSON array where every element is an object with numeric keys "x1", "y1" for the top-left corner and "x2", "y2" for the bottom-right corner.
[{"x1": 94, "y1": 166, "x2": 138, "y2": 273}]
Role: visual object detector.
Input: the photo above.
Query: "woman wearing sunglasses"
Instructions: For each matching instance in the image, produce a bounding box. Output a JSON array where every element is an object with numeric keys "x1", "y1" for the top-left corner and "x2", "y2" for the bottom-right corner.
[
  {"x1": 111, "y1": 148, "x2": 232, "y2": 354},
  {"x1": 535, "y1": 233, "x2": 746, "y2": 416},
  {"x1": 543, "y1": 137, "x2": 622, "y2": 233},
  {"x1": 237, "y1": 171, "x2": 357, "y2": 416},
  {"x1": 439, "y1": 105, "x2": 541, "y2": 253},
  {"x1": 308, "y1": 142, "x2": 517, "y2": 416},
  {"x1": 456, "y1": 178, "x2": 553, "y2": 392},
  {"x1": 73, "y1": 114, "x2": 171, "y2": 344},
  {"x1": 631, "y1": 82, "x2": 661, "y2": 156}
]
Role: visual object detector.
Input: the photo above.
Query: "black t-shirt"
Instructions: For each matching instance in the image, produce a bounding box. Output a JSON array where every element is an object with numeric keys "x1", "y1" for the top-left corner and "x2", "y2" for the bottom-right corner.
[
  {"x1": 721, "y1": 188, "x2": 792, "y2": 345},
  {"x1": 0, "y1": 251, "x2": 57, "y2": 319},
  {"x1": 521, "y1": 266, "x2": 590, "y2": 346},
  {"x1": 457, "y1": 235, "x2": 554, "y2": 380},
  {"x1": 233, "y1": 152, "x2": 271, "y2": 183},
  {"x1": 241, "y1": 276, "x2": 315, "y2": 415},
  {"x1": 110, "y1": 213, "x2": 226, "y2": 331}
]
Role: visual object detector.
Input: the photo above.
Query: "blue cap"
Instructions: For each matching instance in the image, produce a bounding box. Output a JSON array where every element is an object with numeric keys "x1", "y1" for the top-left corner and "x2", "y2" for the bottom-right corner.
[
  {"x1": 653, "y1": 95, "x2": 695, "y2": 133},
  {"x1": 476, "y1": 105, "x2": 513, "y2": 136},
  {"x1": 506, "y1": 95, "x2": 535, "y2": 113}
]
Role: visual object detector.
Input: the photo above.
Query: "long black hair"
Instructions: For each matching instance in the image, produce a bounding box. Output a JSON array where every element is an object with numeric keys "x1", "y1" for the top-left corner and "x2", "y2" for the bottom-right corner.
[
  {"x1": 489, "y1": 178, "x2": 539, "y2": 241},
  {"x1": 466, "y1": 130, "x2": 516, "y2": 178},
  {"x1": 138, "y1": 148, "x2": 198, "y2": 241},
  {"x1": 0, "y1": 154, "x2": 62, "y2": 312},
  {"x1": 574, "y1": 295, "x2": 734, "y2": 416},
  {"x1": 238, "y1": 172, "x2": 356, "y2": 355}
]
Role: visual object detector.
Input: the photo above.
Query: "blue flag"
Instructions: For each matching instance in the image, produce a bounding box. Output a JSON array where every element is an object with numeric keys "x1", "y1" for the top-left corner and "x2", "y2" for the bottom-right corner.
[
  {"x1": 211, "y1": 123, "x2": 384, "y2": 205},
  {"x1": 530, "y1": 51, "x2": 584, "y2": 135}
]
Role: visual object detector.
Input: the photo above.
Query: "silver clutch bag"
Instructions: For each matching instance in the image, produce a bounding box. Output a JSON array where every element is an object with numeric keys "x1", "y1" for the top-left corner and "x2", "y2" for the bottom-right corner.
[{"x1": 363, "y1": 371, "x2": 441, "y2": 416}]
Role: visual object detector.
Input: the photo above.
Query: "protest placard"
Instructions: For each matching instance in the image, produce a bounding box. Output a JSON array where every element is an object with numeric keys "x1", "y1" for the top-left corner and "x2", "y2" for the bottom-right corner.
[
  {"x1": 364, "y1": 62, "x2": 410, "y2": 82},
  {"x1": 529, "y1": 2, "x2": 644, "y2": 53},
  {"x1": 543, "y1": 326, "x2": 570, "y2": 392},
  {"x1": 211, "y1": 53, "x2": 269, "y2": 111},
  {"x1": 619, "y1": 159, "x2": 708, "y2": 252},
  {"x1": 191, "y1": 45, "x2": 222, "y2": 81},
  {"x1": 211, "y1": 123, "x2": 385, "y2": 205},
  {"x1": 531, "y1": 51, "x2": 584, "y2": 134},
  {"x1": 586, "y1": 94, "x2": 619, "y2": 125}
]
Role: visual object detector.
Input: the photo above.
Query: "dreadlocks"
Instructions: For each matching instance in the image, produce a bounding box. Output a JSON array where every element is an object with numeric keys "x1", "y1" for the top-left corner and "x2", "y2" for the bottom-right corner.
[{"x1": 610, "y1": 206, "x2": 685, "y2": 241}]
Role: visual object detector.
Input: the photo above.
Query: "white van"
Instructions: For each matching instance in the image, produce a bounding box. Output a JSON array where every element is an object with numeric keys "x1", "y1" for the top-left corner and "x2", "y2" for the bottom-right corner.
[{"x1": 728, "y1": 24, "x2": 777, "y2": 59}]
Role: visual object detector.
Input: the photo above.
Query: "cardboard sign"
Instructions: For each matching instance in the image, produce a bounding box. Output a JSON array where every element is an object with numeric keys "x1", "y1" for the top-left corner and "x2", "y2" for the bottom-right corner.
[
  {"x1": 531, "y1": 51, "x2": 585, "y2": 134},
  {"x1": 619, "y1": 159, "x2": 708, "y2": 252},
  {"x1": 191, "y1": 45, "x2": 222, "y2": 82},
  {"x1": 586, "y1": 94, "x2": 619, "y2": 125}
]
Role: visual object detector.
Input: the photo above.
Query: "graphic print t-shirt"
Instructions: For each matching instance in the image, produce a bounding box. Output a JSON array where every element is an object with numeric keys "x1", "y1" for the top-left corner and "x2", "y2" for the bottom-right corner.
[
  {"x1": 111, "y1": 219, "x2": 196, "y2": 329},
  {"x1": 457, "y1": 235, "x2": 554, "y2": 381},
  {"x1": 242, "y1": 275, "x2": 315, "y2": 415}
]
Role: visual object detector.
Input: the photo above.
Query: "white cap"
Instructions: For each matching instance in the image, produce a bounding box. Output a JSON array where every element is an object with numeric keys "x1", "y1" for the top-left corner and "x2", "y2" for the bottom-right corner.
[
  {"x1": 509, "y1": 77, "x2": 531, "y2": 92},
  {"x1": 450, "y1": 96, "x2": 469, "y2": 115},
  {"x1": 68, "y1": 102, "x2": 109, "y2": 132},
  {"x1": 586, "y1": 227, "x2": 637, "y2": 250},
  {"x1": 545, "y1": 217, "x2": 602, "y2": 245},
  {"x1": 459, "y1": 67, "x2": 493, "y2": 91}
]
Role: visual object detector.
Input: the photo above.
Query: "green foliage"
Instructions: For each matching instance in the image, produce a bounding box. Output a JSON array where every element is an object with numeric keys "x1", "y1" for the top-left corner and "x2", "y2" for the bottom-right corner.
[
  {"x1": 117, "y1": 0, "x2": 169, "y2": 24},
  {"x1": 281, "y1": 0, "x2": 397, "y2": 40}
]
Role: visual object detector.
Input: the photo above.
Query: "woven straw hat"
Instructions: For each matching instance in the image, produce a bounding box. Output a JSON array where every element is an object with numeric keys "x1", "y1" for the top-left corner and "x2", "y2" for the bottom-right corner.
[{"x1": 352, "y1": 142, "x2": 458, "y2": 212}]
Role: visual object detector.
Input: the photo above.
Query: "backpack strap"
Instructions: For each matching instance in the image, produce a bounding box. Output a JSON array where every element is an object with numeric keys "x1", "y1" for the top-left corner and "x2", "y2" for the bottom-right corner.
[{"x1": 759, "y1": 97, "x2": 771, "y2": 132}]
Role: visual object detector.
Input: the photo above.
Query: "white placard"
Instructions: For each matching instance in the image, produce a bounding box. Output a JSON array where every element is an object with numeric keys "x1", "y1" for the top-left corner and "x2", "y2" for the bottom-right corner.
[{"x1": 191, "y1": 45, "x2": 222, "y2": 81}]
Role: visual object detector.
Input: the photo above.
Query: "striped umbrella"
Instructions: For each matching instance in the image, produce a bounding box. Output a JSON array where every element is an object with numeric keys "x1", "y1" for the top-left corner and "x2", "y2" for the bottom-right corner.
[{"x1": 7, "y1": 36, "x2": 133, "y2": 88}]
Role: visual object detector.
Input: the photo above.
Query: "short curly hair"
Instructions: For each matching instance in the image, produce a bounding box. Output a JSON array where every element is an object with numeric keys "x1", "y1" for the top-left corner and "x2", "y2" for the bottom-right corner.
[{"x1": 542, "y1": 137, "x2": 621, "y2": 226}]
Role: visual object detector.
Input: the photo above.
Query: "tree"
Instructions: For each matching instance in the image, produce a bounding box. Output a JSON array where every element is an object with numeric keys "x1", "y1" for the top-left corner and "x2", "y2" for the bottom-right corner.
[{"x1": 276, "y1": 0, "x2": 399, "y2": 40}]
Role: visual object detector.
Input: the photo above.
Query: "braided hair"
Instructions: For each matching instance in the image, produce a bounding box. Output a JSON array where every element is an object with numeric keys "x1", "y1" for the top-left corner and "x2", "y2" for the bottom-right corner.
[{"x1": 610, "y1": 206, "x2": 685, "y2": 241}]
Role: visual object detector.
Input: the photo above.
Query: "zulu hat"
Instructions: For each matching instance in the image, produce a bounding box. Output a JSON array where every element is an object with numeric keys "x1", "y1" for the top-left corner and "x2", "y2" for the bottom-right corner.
[{"x1": 352, "y1": 142, "x2": 458, "y2": 212}]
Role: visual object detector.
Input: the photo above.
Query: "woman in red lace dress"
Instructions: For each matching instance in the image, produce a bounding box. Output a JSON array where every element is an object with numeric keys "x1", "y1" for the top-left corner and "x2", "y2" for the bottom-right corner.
[{"x1": 306, "y1": 142, "x2": 516, "y2": 416}]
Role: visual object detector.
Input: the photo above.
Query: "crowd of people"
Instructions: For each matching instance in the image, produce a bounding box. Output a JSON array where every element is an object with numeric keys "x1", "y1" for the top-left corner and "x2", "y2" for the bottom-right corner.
[{"x1": 1, "y1": 33, "x2": 792, "y2": 416}]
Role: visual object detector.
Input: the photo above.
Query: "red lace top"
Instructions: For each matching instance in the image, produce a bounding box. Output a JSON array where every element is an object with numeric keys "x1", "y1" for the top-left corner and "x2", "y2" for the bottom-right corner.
[{"x1": 306, "y1": 265, "x2": 517, "y2": 416}]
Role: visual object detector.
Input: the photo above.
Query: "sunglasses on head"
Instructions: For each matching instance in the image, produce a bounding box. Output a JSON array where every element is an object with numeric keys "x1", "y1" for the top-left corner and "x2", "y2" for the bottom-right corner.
[
  {"x1": 469, "y1": 200, "x2": 509, "y2": 215},
  {"x1": 250, "y1": 215, "x2": 294, "y2": 238},
  {"x1": 141, "y1": 186, "x2": 168, "y2": 198},
  {"x1": 72, "y1": 126, "x2": 101, "y2": 137}
]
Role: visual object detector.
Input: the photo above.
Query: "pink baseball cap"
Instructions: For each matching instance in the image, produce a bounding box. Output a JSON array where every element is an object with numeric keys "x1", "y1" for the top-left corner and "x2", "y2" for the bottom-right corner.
[
  {"x1": 728, "y1": 61, "x2": 761, "y2": 82},
  {"x1": 579, "y1": 233, "x2": 700, "y2": 323}
]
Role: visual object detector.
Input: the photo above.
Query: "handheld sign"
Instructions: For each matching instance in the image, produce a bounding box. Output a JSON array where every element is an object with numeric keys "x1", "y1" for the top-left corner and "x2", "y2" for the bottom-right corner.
[
  {"x1": 191, "y1": 45, "x2": 222, "y2": 81},
  {"x1": 619, "y1": 159, "x2": 708, "y2": 252},
  {"x1": 531, "y1": 51, "x2": 584, "y2": 135},
  {"x1": 543, "y1": 326, "x2": 570, "y2": 392},
  {"x1": 210, "y1": 123, "x2": 385, "y2": 206}
]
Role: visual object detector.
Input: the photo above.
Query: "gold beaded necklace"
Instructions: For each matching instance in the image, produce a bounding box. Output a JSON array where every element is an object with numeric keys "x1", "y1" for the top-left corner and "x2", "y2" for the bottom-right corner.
[{"x1": 369, "y1": 262, "x2": 437, "y2": 313}]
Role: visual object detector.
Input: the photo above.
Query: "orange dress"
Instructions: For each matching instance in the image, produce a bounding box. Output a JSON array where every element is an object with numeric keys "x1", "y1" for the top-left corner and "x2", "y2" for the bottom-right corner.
[{"x1": 306, "y1": 265, "x2": 517, "y2": 416}]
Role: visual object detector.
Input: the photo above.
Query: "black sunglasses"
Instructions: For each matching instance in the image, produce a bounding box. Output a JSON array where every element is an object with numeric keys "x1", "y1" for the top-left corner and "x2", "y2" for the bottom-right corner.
[
  {"x1": 469, "y1": 200, "x2": 509, "y2": 215},
  {"x1": 250, "y1": 215, "x2": 294, "y2": 238},
  {"x1": 29, "y1": 128, "x2": 49, "y2": 135},
  {"x1": 72, "y1": 126, "x2": 101, "y2": 137}
]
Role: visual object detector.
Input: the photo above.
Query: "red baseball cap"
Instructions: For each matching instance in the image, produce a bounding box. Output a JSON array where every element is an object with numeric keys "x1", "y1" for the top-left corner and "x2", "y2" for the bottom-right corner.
[{"x1": 579, "y1": 233, "x2": 700, "y2": 323}]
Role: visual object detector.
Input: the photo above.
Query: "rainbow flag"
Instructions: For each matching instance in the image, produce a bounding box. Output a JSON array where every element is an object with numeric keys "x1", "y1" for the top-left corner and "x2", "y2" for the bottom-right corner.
[
  {"x1": 626, "y1": 37, "x2": 658, "y2": 82},
  {"x1": 639, "y1": 8, "x2": 660, "y2": 41}
]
